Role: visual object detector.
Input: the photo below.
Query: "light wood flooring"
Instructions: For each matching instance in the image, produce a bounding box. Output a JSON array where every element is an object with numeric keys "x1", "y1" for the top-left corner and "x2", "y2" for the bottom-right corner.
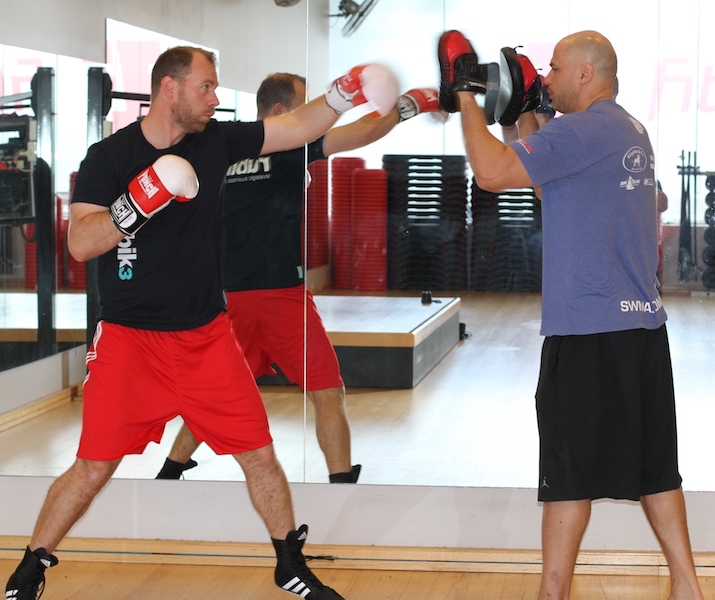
[
  {"x1": 1, "y1": 291, "x2": 715, "y2": 598},
  {"x1": 0, "y1": 291, "x2": 713, "y2": 491},
  {"x1": 2, "y1": 558, "x2": 713, "y2": 599}
]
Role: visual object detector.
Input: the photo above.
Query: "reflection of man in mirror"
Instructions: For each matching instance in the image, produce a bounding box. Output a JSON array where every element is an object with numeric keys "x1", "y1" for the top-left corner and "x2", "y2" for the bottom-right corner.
[
  {"x1": 442, "y1": 29, "x2": 704, "y2": 600},
  {"x1": 4, "y1": 45, "x2": 403, "y2": 600},
  {"x1": 157, "y1": 73, "x2": 442, "y2": 484}
]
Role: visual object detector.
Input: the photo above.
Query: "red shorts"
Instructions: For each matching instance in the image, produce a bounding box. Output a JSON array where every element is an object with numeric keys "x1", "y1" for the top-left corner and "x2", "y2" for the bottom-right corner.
[
  {"x1": 226, "y1": 286, "x2": 343, "y2": 392},
  {"x1": 78, "y1": 314, "x2": 272, "y2": 461}
]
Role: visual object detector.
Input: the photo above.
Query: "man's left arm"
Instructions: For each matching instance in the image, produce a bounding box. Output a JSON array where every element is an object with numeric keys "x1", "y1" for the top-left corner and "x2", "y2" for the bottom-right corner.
[
  {"x1": 457, "y1": 91, "x2": 533, "y2": 192},
  {"x1": 322, "y1": 87, "x2": 441, "y2": 156},
  {"x1": 321, "y1": 109, "x2": 399, "y2": 157}
]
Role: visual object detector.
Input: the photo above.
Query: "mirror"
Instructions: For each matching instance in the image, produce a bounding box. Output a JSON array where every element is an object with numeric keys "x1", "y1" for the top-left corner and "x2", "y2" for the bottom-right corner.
[
  {"x1": 0, "y1": 0, "x2": 714, "y2": 497},
  {"x1": 0, "y1": 47, "x2": 69, "y2": 369},
  {"x1": 298, "y1": 0, "x2": 715, "y2": 491}
]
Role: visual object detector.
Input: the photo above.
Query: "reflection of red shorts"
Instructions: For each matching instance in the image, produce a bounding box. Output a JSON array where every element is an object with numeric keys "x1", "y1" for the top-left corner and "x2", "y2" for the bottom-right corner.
[
  {"x1": 78, "y1": 314, "x2": 272, "y2": 460},
  {"x1": 226, "y1": 286, "x2": 343, "y2": 392}
]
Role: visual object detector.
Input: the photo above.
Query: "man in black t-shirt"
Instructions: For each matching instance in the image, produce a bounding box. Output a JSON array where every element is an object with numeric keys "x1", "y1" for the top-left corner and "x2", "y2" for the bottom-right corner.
[
  {"x1": 5, "y1": 47, "x2": 401, "y2": 600},
  {"x1": 157, "y1": 73, "x2": 442, "y2": 484}
]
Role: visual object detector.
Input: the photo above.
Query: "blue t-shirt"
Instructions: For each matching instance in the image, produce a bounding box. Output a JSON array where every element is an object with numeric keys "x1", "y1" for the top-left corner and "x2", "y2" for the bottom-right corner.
[{"x1": 511, "y1": 100, "x2": 666, "y2": 336}]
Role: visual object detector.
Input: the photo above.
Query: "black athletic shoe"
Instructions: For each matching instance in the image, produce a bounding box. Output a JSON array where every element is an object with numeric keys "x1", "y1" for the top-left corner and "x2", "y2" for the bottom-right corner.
[
  {"x1": 329, "y1": 464, "x2": 361, "y2": 484},
  {"x1": 5, "y1": 546, "x2": 58, "y2": 600},
  {"x1": 272, "y1": 525, "x2": 344, "y2": 599},
  {"x1": 155, "y1": 457, "x2": 198, "y2": 479}
]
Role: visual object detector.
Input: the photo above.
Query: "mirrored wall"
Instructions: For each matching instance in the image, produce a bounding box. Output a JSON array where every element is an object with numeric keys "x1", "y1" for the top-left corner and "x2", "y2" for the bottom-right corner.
[{"x1": 1, "y1": 0, "x2": 714, "y2": 494}]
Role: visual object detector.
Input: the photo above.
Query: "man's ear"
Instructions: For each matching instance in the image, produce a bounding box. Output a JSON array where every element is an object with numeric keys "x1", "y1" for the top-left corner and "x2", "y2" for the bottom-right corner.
[
  {"x1": 271, "y1": 102, "x2": 288, "y2": 116},
  {"x1": 580, "y1": 63, "x2": 594, "y2": 84},
  {"x1": 161, "y1": 75, "x2": 177, "y2": 101}
]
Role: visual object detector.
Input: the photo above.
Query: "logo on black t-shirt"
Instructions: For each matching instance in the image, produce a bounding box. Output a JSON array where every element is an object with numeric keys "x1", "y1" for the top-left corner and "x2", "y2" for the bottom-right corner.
[
  {"x1": 225, "y1": 156, "x2": 271, "y2": 184},
  {"x1": 117, "y1": 234, "x2": 137, "y2": 280}
]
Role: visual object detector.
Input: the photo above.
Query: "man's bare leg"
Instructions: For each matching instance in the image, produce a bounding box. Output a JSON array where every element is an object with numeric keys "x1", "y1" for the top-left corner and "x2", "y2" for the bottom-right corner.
[
  {"x1": 236, "y1": 444, "x2": 345, "y2": 597},
  {"x1": 167, "y1": 422, "x2": 201, "y2": 463},
  {"x1": 164, "y1": 386, "x2": 357, "y2": 481},
  {"x1": 233, "y1": 443, "x2": 294, "y2": 539},
  {"x1": 30, "y1": 458, "x2": 121, "y2": 552},
  {"x1": 308, "y1": 386, "x2": 352, "y2": 476},
  {"x1": 641, "y1": 488, "x2": 705, "y2": 600},
  {"x1": 538, "y1": 499, "x2": 591, "y2": 600}
]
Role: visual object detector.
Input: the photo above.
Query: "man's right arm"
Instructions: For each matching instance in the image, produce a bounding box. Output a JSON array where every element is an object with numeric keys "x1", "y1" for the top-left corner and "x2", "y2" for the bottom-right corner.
[
  {"x1": 68, "y1": 203, "x2": 124, "y2": 262},
  {"x1": 458, "y1": 92, "x2": 533, "y2": 192},
  {"x1": 69, "y1": 154, "x2": 199, "y2": 262}
]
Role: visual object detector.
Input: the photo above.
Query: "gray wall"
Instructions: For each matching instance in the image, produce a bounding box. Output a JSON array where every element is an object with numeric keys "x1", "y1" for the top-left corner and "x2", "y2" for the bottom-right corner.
[{"x1": 0, "y1": 0, "x2": 330, "y2": 92}]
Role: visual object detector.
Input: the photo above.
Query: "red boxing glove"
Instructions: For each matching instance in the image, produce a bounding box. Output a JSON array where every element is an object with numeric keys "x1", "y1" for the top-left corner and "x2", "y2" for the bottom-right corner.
[
  {"x1": 517, "y1": 53, "x2": 541, "y2": 113},
  {"x1": 110, "y1": 154, "x2": 199, "y2": 235},
  {"x1": 325, "y1": 64, "x2": 400, "y2": 116},
  {"x1": 397, "y1": 88, "x2": 444, "y2": 121},
  {"x1": 438, "y1": 30, "x2": 488, "y2": 113}
]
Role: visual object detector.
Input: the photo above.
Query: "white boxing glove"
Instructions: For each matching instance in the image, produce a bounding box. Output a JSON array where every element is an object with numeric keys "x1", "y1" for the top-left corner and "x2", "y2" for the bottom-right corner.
[
  {"x1": 110, "y1": 154, "x2": 199, "y2": 235},
  {"x1": 325, "y1": 64, "x2": 399, "y2": 116}
]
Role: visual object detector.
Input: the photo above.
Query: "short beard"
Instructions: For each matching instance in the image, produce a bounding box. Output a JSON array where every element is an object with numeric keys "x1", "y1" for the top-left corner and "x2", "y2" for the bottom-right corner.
[{"x1": 173, "y1": 93, "x2": 208, "y2": 134}]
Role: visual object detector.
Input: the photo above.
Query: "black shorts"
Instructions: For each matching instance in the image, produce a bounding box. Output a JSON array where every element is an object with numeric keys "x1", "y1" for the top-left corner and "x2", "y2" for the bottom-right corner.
[{"x1": 535, "y1": 325, "x2": 682, "y2": 502}]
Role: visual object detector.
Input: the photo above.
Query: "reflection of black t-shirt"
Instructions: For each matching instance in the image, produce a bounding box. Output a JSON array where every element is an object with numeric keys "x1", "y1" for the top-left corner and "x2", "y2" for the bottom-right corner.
[
  {"x1": 222, "y1": 139, "x2": 325, "y2": 291},
  {"x1": 72, "y1": 119, "x2": 264, "y2": 330}
]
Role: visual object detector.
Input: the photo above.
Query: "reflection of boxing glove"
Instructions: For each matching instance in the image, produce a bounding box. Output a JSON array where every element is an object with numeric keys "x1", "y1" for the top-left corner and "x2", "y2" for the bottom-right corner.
[
  {"x1": 110, "y1": 154, "x2": 199, "y2": 235},
  {"x1": 438, "y1": 30, "x2": 489, "y2": 113},
  {"x1": 517, "y1": 53, "x2": 541, "y2": 113},
  {"x1": 325, "y1": 64, "x2": 399, "y2": 116},
  {"x1": 397, "y1": 88, "x2": 444, "y2": 121}
]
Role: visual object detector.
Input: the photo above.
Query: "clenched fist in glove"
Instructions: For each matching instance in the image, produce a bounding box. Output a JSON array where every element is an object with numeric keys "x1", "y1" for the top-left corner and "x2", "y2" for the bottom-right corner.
[
  {"x1": 325, "y1": 64, "x2": 400, "y2": 116},
  {"x1": 110, "y1": 154, "x2": 199, "y2": 235}
]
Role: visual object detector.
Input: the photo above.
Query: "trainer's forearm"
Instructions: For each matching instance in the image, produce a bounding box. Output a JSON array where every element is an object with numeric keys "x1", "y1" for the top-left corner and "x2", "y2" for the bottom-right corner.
[
  {"x1": 516, "y1": 110, "x2": 539, "y2": 138},
  {"x1": 458, "y1": 92, "x2": 533, "y2": 192}
]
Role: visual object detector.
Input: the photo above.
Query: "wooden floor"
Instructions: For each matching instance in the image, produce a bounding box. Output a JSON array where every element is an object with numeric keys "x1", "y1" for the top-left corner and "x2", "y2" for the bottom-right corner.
[
  {"x1": 2, "y1": 558, "x2": 713, "y2": 599},
  {"x1": 1, "y1": 291, "x2": 715, "y2": 598},
  {"x1": 0, "y1": 291, "x2": 713, "y2": 491}
]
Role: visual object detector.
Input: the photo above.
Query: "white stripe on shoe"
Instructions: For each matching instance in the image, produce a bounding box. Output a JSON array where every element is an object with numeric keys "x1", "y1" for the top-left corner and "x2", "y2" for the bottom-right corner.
[{"x1": 281, "y1": 576, "x2": 311, "y2": 598}]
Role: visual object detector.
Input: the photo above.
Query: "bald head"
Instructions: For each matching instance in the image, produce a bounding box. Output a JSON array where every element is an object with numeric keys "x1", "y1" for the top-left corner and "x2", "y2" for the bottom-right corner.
[
  {"x1": 561, "y1": 31, "x2": 617, "y2": 85},
  {"x1": 544, "y1": 30, "x2": 618, "y2": 113}
]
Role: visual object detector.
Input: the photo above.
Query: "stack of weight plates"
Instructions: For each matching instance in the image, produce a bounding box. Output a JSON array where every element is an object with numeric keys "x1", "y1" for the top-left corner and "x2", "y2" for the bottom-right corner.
[
  {"x1": 382, "y1": 155, "x2": 468, "y2": 291},
  {"x1": 470, "y1": 179, "x2": 541, "y2": 292},
  {"x1": 470, "y1": 181, "x2": 500, "y2": 291},
  {"x1": 305, "y1": 159, "x2": 329, "y2": 270},
  {"x1": 330, "y1": 157, "x2": 365, "y2": 289},
  {"x1": 351, "y1": 168, "x2": 388, "y2": 291}
]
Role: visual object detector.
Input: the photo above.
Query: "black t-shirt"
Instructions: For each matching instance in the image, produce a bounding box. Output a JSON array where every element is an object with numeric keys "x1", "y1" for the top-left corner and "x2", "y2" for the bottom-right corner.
[
  {"x1": 221, "y1": 138, "x2": 325, "y2": 291},
  {"x1": 72, "y1": 119, "x2": 264, "y2": 330}
]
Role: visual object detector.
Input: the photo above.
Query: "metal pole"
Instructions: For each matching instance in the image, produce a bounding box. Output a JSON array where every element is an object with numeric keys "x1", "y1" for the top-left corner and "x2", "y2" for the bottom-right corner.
[
  {"x1": 84, "y1": 67, "x2": 108, "y2": 349},
  {"x1": 693, "y1": 151, "x2": 698, "y2": 280},
  {"x1": 32, "y1": 67, "x2": 56, "y2": 358}
]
